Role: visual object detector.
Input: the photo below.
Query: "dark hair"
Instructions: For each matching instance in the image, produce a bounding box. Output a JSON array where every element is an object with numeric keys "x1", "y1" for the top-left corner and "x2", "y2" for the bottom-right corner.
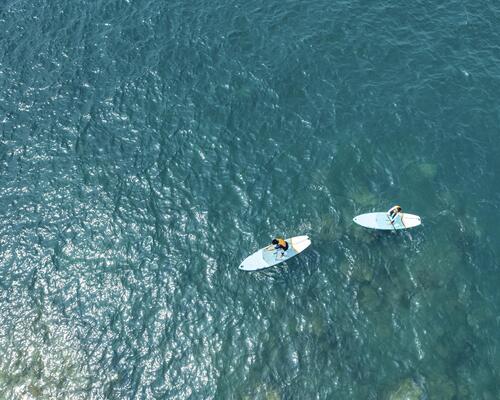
[{"x1": 272, "y1": 239, "x2": 278, "y2": 245}]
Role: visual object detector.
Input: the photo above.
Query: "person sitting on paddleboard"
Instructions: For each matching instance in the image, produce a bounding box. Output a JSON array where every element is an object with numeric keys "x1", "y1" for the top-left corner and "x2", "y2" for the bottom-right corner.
[
  {"x1": 272, "y1": 238, "x2": 289, "y2": 256},
  {"x1": 387, "y1": 205, "x2": 402, "y2": 223}
]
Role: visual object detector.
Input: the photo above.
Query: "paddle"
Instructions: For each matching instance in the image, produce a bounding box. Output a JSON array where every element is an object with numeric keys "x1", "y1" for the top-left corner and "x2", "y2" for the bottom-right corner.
[
  {"x1": 388, "y1": 211, "x2": 400, "y2": 231},
  {"x1": 389, "y1": 216, "x2": 397, "y2": 232},
  {"x1": 388, "y1": 206, "x2": 404, "y2": 231}
]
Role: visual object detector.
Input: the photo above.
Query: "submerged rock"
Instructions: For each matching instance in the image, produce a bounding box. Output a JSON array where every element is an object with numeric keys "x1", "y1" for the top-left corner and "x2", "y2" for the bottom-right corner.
[
  {"x1": 265, "y1": 389, "x2": 281, "y2": 400},
  {"x1": 358, "y1": 284, "x2": 381, "y2": 312},
  {"x1": 371, "y1": 308, "x2": 393, "y2": 339},
  {"x1": 351, "y1": 188, "x2": 377, "y2": 207},
  {"x1": 352, "y1": 263, "x2": 374, "y2": 283},
  {"x1": 340, "y1": 260, "x2": 373, "y2": 283},
  {"x1": 311, "y1": 315, "x2": 326, "y2": 337},
  {"x1": 389, "y1": 378, "x2": 424, "y2": 400},
  {"x1": 417, "y1": 163, "x2": 438, "y2": 179},
  {"x1": 350, "y1": 224, "x2": 377, "y2": 245},
  {"x1": 427, "y1": 375, "x2": 456, "y2": 400},
  {"x1": 318, "y1": 216, "x2": 339, "y2": 241},
  {"x1": 339, "y1": 260, "x2": 353, "y2": 278},
  {"x1": 27, "y1": 384, "x2": 43, "y2": 397}
]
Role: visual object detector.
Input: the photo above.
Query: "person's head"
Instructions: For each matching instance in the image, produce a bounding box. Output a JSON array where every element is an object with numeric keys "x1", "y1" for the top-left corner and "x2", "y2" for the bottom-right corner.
[{"x1": 272, "y1": 239, "x2": 279, "y2": 245}]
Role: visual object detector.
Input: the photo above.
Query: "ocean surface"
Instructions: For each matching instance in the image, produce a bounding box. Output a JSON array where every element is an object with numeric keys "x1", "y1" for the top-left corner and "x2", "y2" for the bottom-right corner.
[{"x1": 1, "y1": 0, "x2": 500, "y2": 398}]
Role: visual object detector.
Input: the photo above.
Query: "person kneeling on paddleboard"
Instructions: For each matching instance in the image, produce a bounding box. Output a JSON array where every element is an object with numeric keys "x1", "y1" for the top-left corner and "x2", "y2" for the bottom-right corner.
[
  {"x1": 387, "y1": 205, "x2": 402, "y2": 223},
  {"x1": 272, "y1": 238, "x2": 289, "y2": 257}
]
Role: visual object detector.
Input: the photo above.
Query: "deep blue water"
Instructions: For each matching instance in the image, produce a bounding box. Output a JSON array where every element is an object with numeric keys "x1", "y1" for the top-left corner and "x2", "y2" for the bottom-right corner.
[{"x1": 1, "y1": 0, "x2": 500, "y2": 398}]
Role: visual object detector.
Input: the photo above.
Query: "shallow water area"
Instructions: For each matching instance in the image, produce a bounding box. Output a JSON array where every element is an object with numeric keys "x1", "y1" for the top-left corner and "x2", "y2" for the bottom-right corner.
[{"x1": 1, "y1": 0, "x2": 500, "y2": 398}]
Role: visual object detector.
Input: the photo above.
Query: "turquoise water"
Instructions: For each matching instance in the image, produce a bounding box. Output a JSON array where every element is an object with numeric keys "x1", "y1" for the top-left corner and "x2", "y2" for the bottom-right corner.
[{"x1": 1, "y1": 0, "x2": 500, "y2": 398}]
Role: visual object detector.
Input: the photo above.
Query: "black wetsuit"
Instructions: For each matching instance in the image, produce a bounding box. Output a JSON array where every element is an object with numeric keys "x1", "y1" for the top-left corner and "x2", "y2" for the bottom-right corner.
[{"x1": 274, "y1": 240, "x2": 288, "y2": 251}]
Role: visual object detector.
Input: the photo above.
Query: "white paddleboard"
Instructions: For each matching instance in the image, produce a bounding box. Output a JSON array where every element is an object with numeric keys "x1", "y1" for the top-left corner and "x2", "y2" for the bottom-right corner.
[
  {"x1": 239, "y1": 235, "x2": 311, "y2": 271},
  {"x1": 353, "y1": 212, "x2": 421, "y2": 230}
]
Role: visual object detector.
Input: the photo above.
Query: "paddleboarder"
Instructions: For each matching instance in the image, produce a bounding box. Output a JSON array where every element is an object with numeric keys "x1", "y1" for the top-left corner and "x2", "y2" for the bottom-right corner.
[
  {"x1": 387, "y1": 205, "x2": 402, "y2": 223},
  {"x1": 272, "y1": 238, "x2": 289, "y2": 257}
]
